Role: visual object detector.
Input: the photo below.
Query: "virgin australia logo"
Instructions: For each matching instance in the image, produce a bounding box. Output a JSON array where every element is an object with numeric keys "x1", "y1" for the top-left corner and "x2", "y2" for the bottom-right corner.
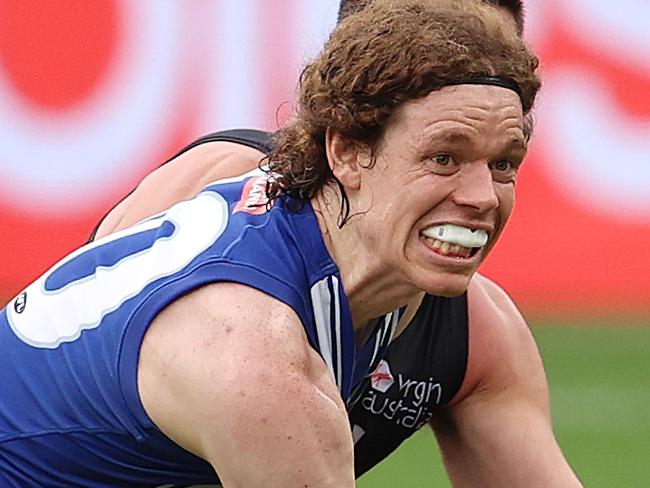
[{"x1": 369, "y1": 360, "x2": 394, "y2": 393}]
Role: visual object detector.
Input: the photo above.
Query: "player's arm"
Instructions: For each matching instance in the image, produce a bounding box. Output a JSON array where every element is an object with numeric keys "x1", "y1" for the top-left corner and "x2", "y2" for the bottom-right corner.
[
  {"x1": 138, "y1": 282, "x2": 355, "y2": 487},
  {"x1": 95, "y1": 141, "x2": 265, "y2": 238},
  {"x1": 430, "y1": 274, "x2": 583, "y2": 487}
]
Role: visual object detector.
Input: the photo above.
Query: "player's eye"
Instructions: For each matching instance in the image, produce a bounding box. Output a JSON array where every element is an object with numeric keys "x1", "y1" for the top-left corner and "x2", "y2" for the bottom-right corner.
[
  {"x1": 489, "y1": 159, "x2": 518, "y2": 183},
  {"x1": 492, "y1": 159, "x2": 512, "y2": 172},
  {"x1": 433, "y1": 154, "x2": 452, "y2": 166},
  {"x1": 427, "y1": 153, "x2": 459, "y2": 176}
]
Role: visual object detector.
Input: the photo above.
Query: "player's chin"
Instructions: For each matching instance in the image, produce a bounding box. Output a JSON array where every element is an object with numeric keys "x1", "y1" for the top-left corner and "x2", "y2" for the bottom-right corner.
[
  {"x1": 409, "y1": 267, "x2": 475, "y2": 298},
  {"x1": 427, "y1": 274, "x2": 473, "y2": 297},
  {"x1": 406, "y1": 250, "x2": 480, "y2": 296}
]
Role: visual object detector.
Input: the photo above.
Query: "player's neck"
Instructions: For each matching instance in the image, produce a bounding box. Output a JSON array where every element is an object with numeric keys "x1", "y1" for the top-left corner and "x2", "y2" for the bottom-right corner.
[{"x1": 311, "y1": 191, "x2": 422, "y2": 329}]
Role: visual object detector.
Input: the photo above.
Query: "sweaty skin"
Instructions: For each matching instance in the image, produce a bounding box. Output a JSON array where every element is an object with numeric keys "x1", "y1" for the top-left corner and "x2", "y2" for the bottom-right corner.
[{"x1": 97, "y1": 88, "x2": 582, "y2": 487}]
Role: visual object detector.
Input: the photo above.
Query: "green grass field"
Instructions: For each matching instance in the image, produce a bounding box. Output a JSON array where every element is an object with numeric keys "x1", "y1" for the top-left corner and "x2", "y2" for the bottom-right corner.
[{"x1": 358, "y1": 324, "x2": 650, "y2": 488}]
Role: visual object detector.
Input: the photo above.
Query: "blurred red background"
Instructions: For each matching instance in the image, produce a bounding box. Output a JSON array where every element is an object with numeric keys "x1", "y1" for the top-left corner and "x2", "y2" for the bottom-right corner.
[{"x1": 1, "y1": 0, "x2": 649, "y2": 320}]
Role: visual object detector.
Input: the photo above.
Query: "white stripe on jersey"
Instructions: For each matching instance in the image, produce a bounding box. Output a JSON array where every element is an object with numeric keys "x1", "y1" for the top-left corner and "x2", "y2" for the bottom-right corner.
[
  {"x1": 370, "y1": 312, "x2": 390, "y2": 365},
  {"x1": 310, "y1": 277, "x2": 339, "y2": 388},
  {"x1": 368, "y1": 310, "x2": 400, "y2": 372},
  {"x1": 386, "y1": 309, "x2": 399, "y2": 343},
  {"x1": 331, "y1": 276, "x2": 343, "y2": 388}
]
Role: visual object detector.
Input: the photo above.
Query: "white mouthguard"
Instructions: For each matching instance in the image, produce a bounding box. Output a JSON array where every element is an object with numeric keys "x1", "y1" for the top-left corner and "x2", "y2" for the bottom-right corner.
[{"x1": 422, "y1": 224, "x2": 488, "y2": 248}]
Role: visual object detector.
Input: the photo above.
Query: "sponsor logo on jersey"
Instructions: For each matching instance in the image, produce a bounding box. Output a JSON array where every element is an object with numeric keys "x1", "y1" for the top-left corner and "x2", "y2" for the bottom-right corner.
[
  {"x1": 370, "y1": 359, "x2": 394, "y2": 392},
  {"x1": 233, "y1": 175, "x2": 273, "y2": 215},
  {"x1": 352, "y1": 424, "x2": 366, "y2": 444},
  {"x1": 14, "y1": 292, "x2": 27, "y2": 314},
  {"x1": 362, "y1": 360, "x2": 443, "y2": 430}
]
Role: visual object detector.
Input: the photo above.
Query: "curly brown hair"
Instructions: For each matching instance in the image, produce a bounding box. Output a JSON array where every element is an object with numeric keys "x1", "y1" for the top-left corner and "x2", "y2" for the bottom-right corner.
[
  {"x1": 266, "y1": 0, "x2": 540, "y2": 224},
  {"x1": 339, "y1": 0, "x2": 525, "y2": 34}
]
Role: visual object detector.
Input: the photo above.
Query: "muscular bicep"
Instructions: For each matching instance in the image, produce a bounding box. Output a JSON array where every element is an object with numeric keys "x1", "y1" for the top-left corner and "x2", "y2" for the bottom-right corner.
[
  {"x1": 138, "y1": 282, "x2": 355, "y2": 488},
  {"x1": 96, "y1": 142, "x2": 265, "y2": 239},
  {"x1": 431, "y1": 276, "x2": 582, "y2": 487}
]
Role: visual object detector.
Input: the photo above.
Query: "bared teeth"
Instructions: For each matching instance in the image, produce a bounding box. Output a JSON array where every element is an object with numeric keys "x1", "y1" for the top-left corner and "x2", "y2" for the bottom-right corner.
[{"x1": 424, "y1": 237, "x2": 473, "y2": 258}]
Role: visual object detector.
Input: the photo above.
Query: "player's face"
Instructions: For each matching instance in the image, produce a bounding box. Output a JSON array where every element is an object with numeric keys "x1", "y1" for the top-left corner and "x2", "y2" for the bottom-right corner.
[{"x1": 357, "y1": 84, "x2": 526, "y2": 296}]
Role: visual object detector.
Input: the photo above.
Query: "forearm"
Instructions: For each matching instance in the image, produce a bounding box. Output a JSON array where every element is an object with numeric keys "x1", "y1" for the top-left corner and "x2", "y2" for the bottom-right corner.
[
  {"x1": 438, "y1": 276, "x2": 583, "y2": 487},
  {"x1": 433, "y1": 405, "x2": 582, "y2": 487}
]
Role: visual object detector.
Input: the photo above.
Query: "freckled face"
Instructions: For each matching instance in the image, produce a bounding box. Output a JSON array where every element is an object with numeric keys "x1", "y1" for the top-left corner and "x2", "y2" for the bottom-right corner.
[{"x1": 354, "y1": 84, "x2": 527, "y2": 296}]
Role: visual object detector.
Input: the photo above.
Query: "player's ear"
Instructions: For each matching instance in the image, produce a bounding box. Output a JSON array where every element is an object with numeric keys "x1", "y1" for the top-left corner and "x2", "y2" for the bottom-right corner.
[{"x1": 325, "y1": 128, "x2": 363, "y2": 190}]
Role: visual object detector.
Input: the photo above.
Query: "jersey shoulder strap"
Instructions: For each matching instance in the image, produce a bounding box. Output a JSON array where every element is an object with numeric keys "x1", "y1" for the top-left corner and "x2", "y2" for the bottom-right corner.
[{"x1": 172, "y1": 129, "x2": 274, "y2": 158}]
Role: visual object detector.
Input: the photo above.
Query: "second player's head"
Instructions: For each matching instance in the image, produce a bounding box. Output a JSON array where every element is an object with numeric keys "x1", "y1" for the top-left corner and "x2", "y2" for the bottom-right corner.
[{"x1": 338, "y1": 0, "x2": 525, "y2": 34}]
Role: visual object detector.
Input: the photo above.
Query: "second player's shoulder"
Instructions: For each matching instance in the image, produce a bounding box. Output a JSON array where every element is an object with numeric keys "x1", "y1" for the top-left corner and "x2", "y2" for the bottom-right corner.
[
  {"x1": 142, "y1": 139, "x2": 266, "y2": 194},
  {"x1": 451, "y1": 272, "x2": 543, "y2": 403},
  {"x1": 95, "y1": 140, "x2": 265, "y2": 239},
  {"x1": 467, "y1": 272, "x2": 526, "y2": 329}
]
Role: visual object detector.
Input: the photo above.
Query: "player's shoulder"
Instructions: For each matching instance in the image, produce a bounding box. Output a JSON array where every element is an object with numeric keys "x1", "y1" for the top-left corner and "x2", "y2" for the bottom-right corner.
[
  {"x1": 139, "y1": 281, "x2": 352, "y2": 483},
  {"x1": 138, "y1": 282, "x2": 327, "y2": 455},
  {"x1": 141, "y1": 282, "x2": 318, "y2": 406},
  {"x1": 149, "y1": 281, "x2": 308, "y2": 350}
]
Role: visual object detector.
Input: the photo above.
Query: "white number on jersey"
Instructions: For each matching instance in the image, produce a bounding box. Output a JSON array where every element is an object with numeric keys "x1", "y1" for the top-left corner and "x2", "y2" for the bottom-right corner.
[{"x1": 7, "y1": 192, "x2": 229, "y2": 348}]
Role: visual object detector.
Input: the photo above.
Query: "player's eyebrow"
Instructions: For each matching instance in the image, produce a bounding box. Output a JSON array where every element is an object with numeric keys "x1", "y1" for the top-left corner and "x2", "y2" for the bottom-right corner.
[
  {"x1": 419, "y1": 128, "x2": 528, "y2": 157},
  {"x1": 420, "y1": 129, "x2": 475, "y2": 148},
  {"x1": 505, "y1": 135, "x2": 527, "y2": 151}
]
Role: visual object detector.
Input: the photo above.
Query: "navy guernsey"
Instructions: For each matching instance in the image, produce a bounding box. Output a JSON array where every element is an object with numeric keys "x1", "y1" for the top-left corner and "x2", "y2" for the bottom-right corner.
[
  {"x1": 84, "y1": 128, "x2": 470, "y2": 480},
  {"x1": 0, "y1": 174, "x2": 398, "y2": 486}
]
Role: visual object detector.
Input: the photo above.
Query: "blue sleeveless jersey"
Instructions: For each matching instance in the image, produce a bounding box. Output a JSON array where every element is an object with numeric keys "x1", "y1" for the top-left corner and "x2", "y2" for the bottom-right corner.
[{"x1": 0, "y1": 174, "x2": 399, "y2": 487}]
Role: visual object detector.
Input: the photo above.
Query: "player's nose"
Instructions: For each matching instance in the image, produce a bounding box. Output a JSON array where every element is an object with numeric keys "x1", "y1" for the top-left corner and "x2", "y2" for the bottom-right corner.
[{"x1": 450, "y1": 163, "x2": 498, "y2": 213}]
